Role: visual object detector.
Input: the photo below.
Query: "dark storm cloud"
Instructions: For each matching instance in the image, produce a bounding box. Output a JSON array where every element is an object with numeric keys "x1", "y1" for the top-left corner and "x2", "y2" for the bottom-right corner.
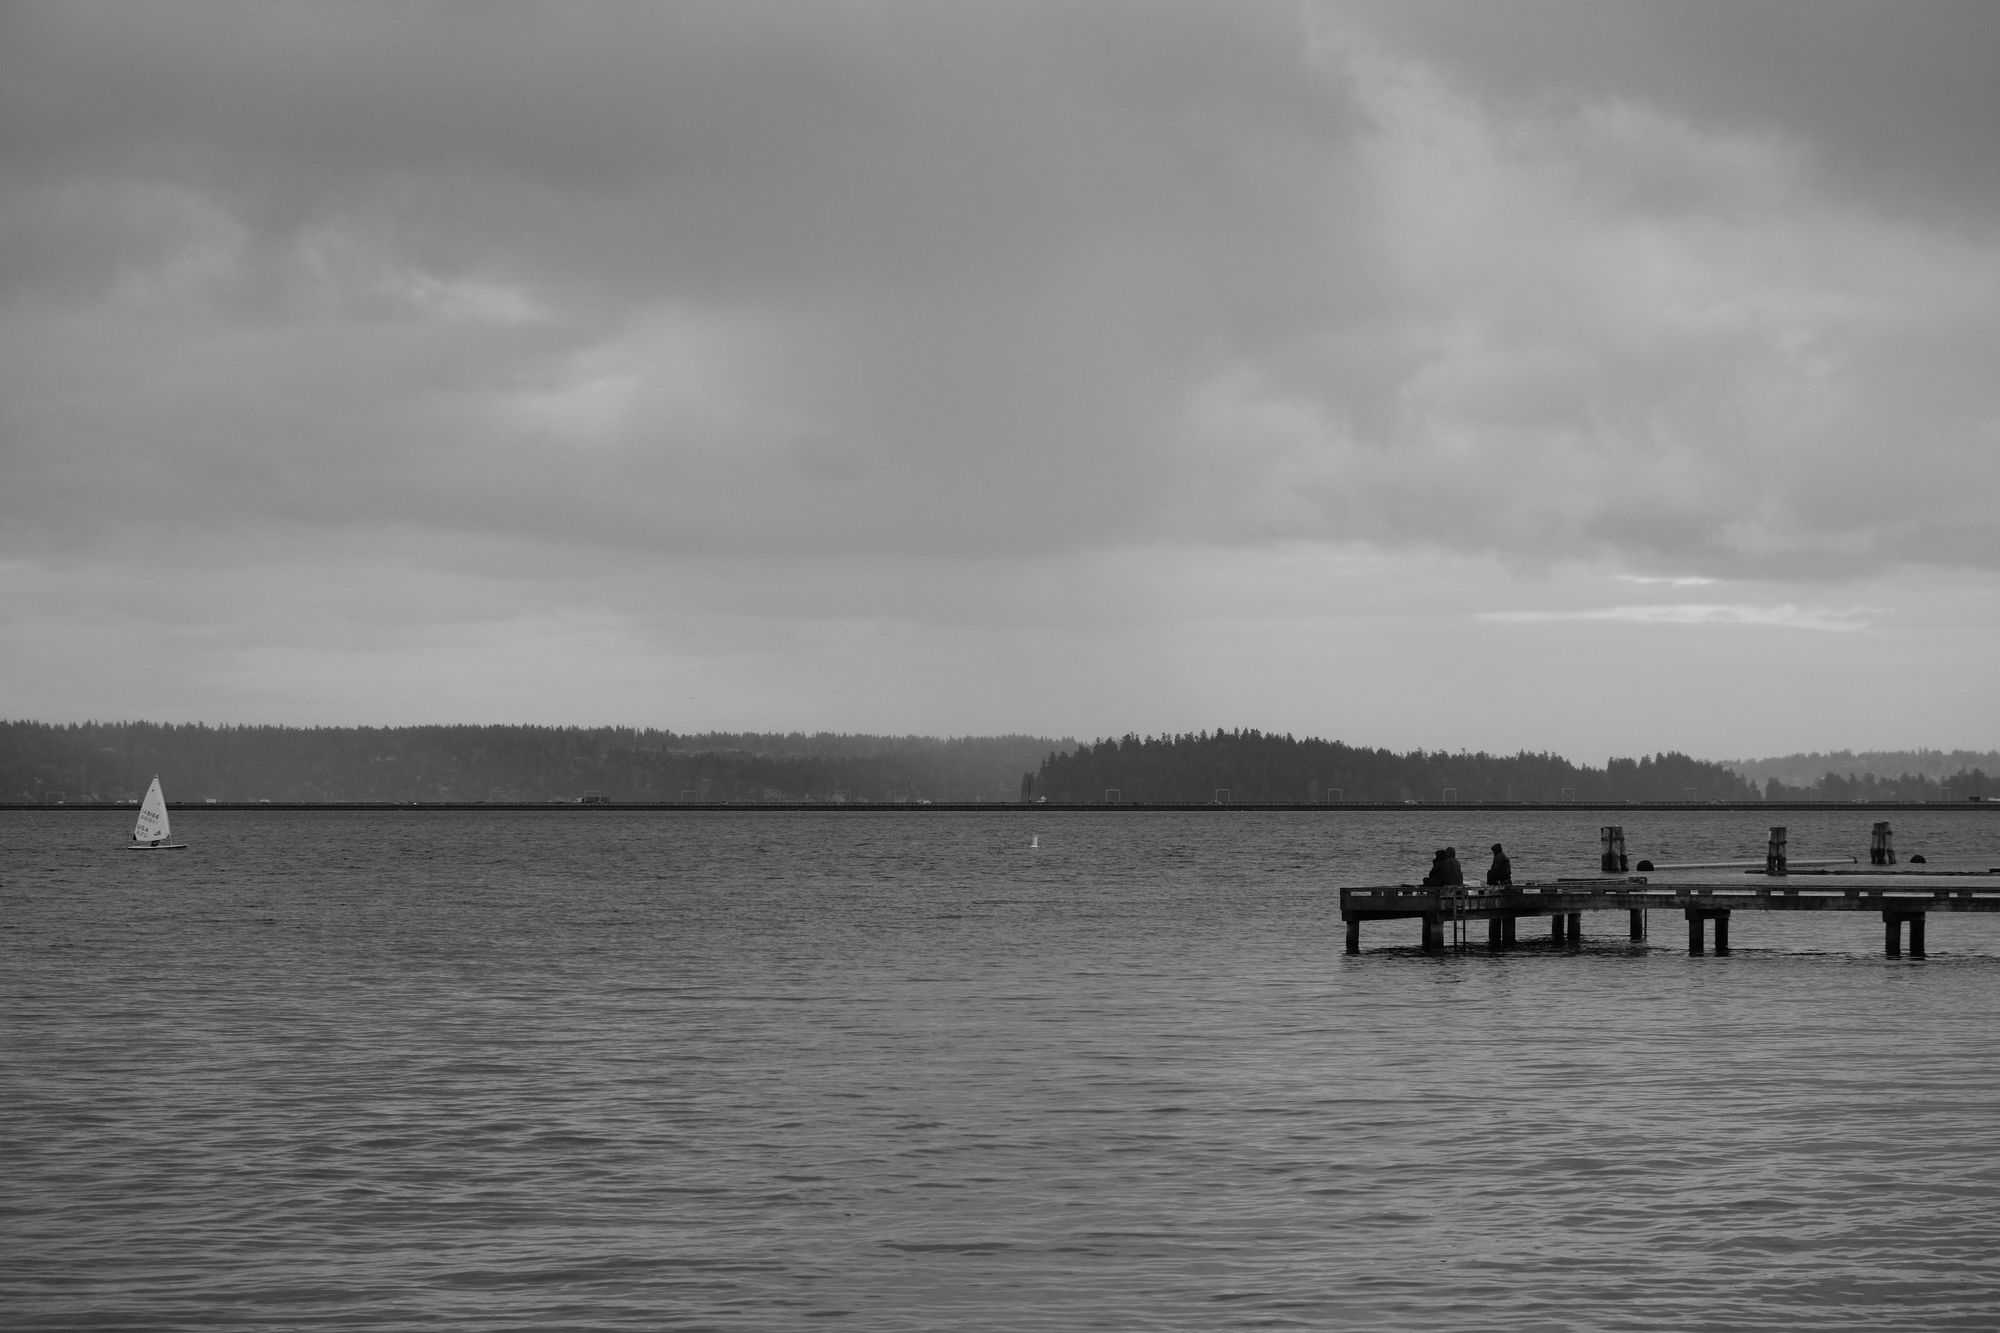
[{"x1": 1341, "y1": 0, "x2": 2000, "y2": 214}]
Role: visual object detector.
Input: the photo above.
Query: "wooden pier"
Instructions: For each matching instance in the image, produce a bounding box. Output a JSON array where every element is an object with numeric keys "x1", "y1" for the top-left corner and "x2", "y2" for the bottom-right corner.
[{"x1": 1340, "y1": 875, "x2": 2000, "y2": 958}]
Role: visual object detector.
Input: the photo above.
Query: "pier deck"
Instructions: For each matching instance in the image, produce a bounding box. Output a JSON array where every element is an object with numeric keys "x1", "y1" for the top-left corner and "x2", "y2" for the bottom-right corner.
[{"x1": 1340, "y1": 872, "x2": 2000, "y2": 957}]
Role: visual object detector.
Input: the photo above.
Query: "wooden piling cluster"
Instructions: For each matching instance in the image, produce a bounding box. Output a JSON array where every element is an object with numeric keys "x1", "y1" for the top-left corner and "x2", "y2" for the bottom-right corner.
[
  {"x1": 1600, "y1": 825, "x2": 1628, "y2": 873},
  {"x1": 1871, "y1": 822, "x2": 1897, "y2": 865}
]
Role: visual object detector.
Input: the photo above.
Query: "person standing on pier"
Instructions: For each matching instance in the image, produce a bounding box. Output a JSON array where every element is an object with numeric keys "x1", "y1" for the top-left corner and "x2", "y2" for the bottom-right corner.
[{"x1": 1486, "y1": 843, "x2": 1512, "y2": 886}]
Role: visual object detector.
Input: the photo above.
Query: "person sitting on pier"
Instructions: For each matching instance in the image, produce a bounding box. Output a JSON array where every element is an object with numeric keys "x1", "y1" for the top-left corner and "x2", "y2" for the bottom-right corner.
[
  {"x1": 1423, "y1": 847, "x2": 1465, "y2": 888},
  {"x1": 1485, "y1": 843, "x2": 1512, "y2": 886}
]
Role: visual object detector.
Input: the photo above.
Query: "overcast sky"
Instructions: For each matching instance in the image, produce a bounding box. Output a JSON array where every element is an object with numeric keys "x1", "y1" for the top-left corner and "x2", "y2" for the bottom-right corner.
[{"x1": 3, "y1": 1, "x2": 1997, "y2": 761}]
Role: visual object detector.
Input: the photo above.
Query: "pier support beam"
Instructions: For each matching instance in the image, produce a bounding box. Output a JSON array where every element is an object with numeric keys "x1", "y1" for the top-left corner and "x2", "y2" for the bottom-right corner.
[
  {"x1": 1346, "y1": 919, "x2": 1360, "y2": 955},
  {"x1": 1883, "y1": 911, "x2": 1926, "y2": 958},
  {"x1": 1551, "y1": 913, "x2": 1567, "y2": 944},
  {"x1": 1630, "y1": 908, "x2": 1647, "y2": 942},
  {"x1": 1421, "y1": 913, "x2": 1444, "y2": 954},
  {"x1": 1566, "y1": 912, "x2": 1583, "y2": 945},
  {"x1": 1488, "y1": 918, "x2": 1505, "y2": 949},
  {"x1": 1686, "y1": 908, "x2": 1731, "y2": 956},
  {"x1": 1502, "y1": 916, "x2": 1517, "y2": 948}
]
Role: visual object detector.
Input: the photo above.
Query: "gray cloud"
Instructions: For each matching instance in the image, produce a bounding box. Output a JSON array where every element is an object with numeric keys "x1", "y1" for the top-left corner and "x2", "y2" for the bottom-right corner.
[
  {"x1": 1, "y1": 1, "x2": 1997, "y2": 741},
  {"x1": 1339, "y1": 0, "x2": 2000, "y2": 216}
]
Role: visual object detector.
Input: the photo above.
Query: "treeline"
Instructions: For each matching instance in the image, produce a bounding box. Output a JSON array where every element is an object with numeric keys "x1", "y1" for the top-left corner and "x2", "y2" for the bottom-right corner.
[
  {"x1": 1032, "y1": 731, "x2": 1764, "y2": 804},
  {"x1": 0, "y1": 722, "x2": 1066, "y2": 804},
  {"x1": 1728, "y1": 749, "x2": 2000, "y2": 789},
  {"x1": 10, "y1": 721, "x2": 1986, "y2": 806},
  {"x1": 1765, "y1": 768, "x2": 1991, "y2": 803}
]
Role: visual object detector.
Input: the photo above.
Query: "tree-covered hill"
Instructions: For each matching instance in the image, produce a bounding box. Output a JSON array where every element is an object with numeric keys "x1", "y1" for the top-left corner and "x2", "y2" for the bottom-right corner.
[{"x1": 1031, "y1": 730, "x2": 1763, "y2": 804}]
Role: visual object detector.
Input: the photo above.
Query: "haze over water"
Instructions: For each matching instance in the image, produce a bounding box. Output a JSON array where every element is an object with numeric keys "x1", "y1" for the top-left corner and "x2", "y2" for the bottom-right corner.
[{"x1": 7, "y1": 808, "x2": 2000, "y2": 1329}]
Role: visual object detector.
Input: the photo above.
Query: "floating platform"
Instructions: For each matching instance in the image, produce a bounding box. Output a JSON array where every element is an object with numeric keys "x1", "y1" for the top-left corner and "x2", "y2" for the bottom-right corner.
[{"x1": 1340, "y1": 874, "x2": 2000, "y2": 959}]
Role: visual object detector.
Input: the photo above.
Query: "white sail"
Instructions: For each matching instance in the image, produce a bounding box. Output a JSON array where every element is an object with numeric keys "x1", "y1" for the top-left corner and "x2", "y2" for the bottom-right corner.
[{"x1": 133, "y1": 777, "x2": 171, "y2": 844}]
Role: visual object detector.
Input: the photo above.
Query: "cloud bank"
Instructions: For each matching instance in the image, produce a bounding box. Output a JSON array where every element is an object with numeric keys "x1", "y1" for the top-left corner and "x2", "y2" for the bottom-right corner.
[{"x1": 2, "y1": 2, "x2": 1996, "y2": 754}]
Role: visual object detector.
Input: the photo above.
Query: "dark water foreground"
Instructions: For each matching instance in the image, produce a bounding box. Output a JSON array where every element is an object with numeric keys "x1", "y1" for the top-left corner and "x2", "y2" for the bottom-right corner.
[{"x1": 5, "y1": 808, "x2": 2000, "y2": 1331}]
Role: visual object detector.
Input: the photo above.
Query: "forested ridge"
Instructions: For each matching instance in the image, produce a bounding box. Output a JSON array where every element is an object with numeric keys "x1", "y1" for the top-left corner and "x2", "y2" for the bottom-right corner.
[
  {"x1": 0, "y1": 722, "x2": 1064, "y2": 804},
  {"x1": 5, "y1": 721, "x2": 1989, "y2": 805},
  {"x1": 1030, "y1": 731, "x2": 1994, "y2": 804}
]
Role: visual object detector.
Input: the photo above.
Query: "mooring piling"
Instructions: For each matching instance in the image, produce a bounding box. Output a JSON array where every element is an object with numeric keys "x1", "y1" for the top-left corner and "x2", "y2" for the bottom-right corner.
[
  {"x1": 1600, "y1": 825, "x2": 1628, "y2": 873},
  {"x1": 1871, "y1": 822, "x2": 1896, "y2": 866}
]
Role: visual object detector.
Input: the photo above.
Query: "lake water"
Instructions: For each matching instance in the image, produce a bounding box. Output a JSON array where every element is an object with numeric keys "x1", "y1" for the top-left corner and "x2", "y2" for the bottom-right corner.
[{"x1": 6, "y1": 807, "x2": 2000, "y2": 1330}]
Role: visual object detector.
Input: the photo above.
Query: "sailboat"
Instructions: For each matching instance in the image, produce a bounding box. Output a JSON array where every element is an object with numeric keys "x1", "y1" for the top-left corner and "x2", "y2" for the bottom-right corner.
[{"x1": 126, "y1": 776, "x2": 188, "y2": 851}]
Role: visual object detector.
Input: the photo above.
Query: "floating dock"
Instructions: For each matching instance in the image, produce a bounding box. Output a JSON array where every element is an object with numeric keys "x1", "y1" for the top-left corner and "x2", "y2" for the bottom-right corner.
[{"x1": 1340, "y1": 875, "x2": 2000, "y2": 958}]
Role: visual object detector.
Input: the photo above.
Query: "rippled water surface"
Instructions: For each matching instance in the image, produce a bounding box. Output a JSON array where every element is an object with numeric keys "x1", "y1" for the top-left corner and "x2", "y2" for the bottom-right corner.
[{"x1": 6, "y1": 807, "x2": 2000, "y2": 1330}]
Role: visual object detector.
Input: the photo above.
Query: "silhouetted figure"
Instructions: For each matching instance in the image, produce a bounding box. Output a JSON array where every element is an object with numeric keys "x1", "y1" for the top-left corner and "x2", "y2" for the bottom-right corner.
[
  {"x1": 1423, "y1": 846, "x2": 1464, "y2": 888},
  {"x1": 1485, "y1": 843, "x2": 1511, "y2": 886}
]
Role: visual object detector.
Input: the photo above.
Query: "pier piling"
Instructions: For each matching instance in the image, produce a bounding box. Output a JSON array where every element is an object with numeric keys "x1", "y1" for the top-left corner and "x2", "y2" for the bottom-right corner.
[
  {"x1": 1871, "y1": 822, "x2": 1896, "y2": 866},
  {"x1": 1882, "y1": 911, "x2": 1926, "y2": 958},
  {"x1": 1685, "y1": 907, "x2": 1731, "y2": 955},
  {"x1": 1766, "y1": 827, "x2": 1788, "y2": 875},
  {"x1": 1629, "y1": 908, "x2": 1646, "y2": 941}
]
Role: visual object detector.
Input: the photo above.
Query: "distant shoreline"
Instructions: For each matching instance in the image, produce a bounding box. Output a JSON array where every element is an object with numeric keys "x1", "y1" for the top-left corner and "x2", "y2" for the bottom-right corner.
[{"x1": 11, "y1": 801, "x2": 1997, "y2": 814}]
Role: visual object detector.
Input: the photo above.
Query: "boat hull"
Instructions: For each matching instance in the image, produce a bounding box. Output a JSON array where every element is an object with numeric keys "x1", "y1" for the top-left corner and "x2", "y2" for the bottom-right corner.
[{"x1": 124, "y1": 843, "x2": 188, "y2": 851}]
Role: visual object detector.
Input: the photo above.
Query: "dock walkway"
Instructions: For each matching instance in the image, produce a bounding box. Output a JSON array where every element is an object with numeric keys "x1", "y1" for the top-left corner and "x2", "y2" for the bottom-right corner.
[{"x1": 1340, "y1": 872, "x2": 2000, "y2": 958}]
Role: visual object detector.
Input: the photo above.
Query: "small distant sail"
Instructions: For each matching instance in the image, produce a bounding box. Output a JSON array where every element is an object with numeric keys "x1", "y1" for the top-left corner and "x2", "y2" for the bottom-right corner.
[
  {"x1": 133, "y1": 777, "x2": 171, "y2": 844},
  {"x1": 1031, "y1": 834, "x2": 1039, "y2": 849}
]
